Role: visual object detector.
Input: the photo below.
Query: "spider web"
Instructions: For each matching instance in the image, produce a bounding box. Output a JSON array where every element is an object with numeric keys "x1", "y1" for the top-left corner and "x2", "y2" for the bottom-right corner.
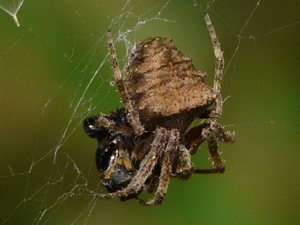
[{"x1": 1, "y1": 0, "x2": 300, "y2": 225}]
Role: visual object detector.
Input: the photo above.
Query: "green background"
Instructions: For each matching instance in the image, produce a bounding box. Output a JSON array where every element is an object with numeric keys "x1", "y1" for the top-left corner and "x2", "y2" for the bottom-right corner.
[{"x1": 1, "y1": 0, "x2": 299, "y2": 224}]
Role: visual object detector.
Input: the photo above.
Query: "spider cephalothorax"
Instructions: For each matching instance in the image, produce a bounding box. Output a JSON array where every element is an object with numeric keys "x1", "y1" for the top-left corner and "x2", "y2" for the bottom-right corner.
[{"x1": 84, "y1": 13, "x2": 235, "y2": 205}]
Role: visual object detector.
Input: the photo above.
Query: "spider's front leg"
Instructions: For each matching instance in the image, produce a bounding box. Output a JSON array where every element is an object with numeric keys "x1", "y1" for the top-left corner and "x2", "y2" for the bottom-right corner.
[
  {"x1": 106, "y1": 30, "x2": 145, "y2": 135},
  {"x1": 137, "y1": 129, "x2": 179, "y2": 205},
  {"x1": 185, "y1": 122, "x2": 235, "y2": 174}
]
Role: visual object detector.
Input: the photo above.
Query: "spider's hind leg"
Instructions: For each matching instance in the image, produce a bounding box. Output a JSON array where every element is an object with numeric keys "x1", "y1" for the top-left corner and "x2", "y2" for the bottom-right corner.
[
  {"x1": 194, "y1": 126, "x2": 225, "y2": 174},
  {"x1": 186, "y1": 121, "x2": 235, "y2": 174},
  {"x1": 204, "y1": 13, "x2": 224, "y2": 118}
]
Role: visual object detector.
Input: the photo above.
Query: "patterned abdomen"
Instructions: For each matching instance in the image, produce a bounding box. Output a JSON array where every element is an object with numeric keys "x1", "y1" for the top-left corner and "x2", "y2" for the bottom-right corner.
[{"x1": 124, "y1": 37, "x2": 216, "y2": 125}]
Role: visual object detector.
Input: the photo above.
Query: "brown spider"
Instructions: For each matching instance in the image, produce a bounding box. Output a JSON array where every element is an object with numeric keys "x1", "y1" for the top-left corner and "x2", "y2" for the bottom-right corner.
[{"x1": 84, "y1": 13, "x2": 235, "y2": 205}]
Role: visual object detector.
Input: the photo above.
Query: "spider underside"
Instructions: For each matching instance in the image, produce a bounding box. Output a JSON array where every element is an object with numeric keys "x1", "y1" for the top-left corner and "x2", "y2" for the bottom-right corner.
[{"x1": 84, "y1": 13, "x2": 235, "y2": 205}]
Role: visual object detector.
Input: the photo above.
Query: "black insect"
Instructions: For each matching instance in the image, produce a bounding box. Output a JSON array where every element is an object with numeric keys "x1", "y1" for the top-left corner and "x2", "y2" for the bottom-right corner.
[{"x1": 84, "y1": 108, "x2": 136, "y2": 195}]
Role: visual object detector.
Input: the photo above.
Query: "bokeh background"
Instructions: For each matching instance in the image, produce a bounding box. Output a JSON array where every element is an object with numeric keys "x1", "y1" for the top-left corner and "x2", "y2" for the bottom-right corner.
[{"x1": 1, "y1": 0, "x2": 300, "y2": 225}]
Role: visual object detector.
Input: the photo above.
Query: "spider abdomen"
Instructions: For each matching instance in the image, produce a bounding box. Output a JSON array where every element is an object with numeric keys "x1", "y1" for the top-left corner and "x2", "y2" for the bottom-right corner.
[{"x1": 125, "y1": 37, "x2": 216, "y2": 128}]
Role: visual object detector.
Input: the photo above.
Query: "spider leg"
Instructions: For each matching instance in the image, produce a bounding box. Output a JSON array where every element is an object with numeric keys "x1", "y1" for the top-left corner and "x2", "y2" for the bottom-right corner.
[
  {"x1": 204, "y1": 13, "x2": 224, "y2": 118},
  {"x1": 209, "y1": 122, "x2": 235, "y2": 143},
  {"x1": 106, "y1": 31, "x2": 144, "y2": 135},
  {"x1": 195, "y1": 127, "x2": 225, "y2": 174},
  {"x1": 138, "y1": 129, "x2": 178, "y2": 205},
  {"x1": 186, "y1": 122, "x2": 234, "y2": 154},
  {"x1": 174, "y1": 145, "x2": 193, "y2": 179},
  {"x1": 96, "y1": 127, "x2": 167, "y2": 200},
  {"x1": 185, "y1": 123, "x2": 207, "y2": 155},
  {"x1": 185, "y1": 121, "x2": 235, "y2": 174},
  {"x1": 97, "y1": 116, "x2": 132, "y2": 136}
]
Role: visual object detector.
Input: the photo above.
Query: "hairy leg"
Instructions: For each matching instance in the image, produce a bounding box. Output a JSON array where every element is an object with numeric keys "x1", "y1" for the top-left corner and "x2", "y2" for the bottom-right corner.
[
  {"x1": 106, "y1": 30, "x2": 144, "y2": 135},
  {"x1": 204, "y1": 13, "x2": 224, "y2": 118},
  {"x1": 138, "y1": 129, "x2": 178, "y2": 205},
  {"x1": 96, "y1": 115, "x2": 133, "y2": 136},
  {"x1": 185, "y1": 121, "x2": 235, "y2": 174},
  {"x1": 175, "y1": 145, "x2": 193, "y2": 179}
]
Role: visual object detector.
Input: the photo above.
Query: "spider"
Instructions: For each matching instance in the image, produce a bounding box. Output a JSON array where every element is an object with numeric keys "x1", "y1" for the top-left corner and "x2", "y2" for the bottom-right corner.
[{"x1": 84, "y1": 13, "x2": 235, "y2": 205}]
